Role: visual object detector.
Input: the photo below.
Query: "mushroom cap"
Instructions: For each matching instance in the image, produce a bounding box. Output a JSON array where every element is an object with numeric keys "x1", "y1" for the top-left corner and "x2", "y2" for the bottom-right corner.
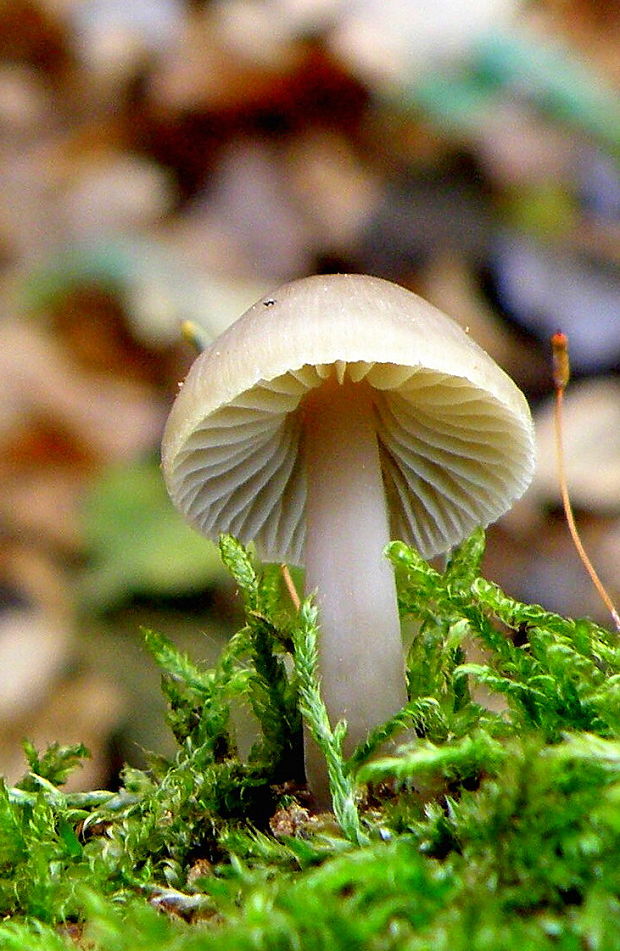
[{"x1": 162, "y1": 274, "x2": 535, "y2": 564}]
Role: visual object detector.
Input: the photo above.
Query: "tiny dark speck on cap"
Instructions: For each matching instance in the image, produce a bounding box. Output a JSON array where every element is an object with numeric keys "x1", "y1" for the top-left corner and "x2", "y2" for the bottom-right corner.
[{"x1": 263, "y1": 298, "x2": 276, "y2": 307}]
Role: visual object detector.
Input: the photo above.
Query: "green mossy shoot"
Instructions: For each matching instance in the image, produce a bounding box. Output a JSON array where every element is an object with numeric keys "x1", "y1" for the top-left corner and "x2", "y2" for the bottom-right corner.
[{"x1": 2, "y1": 530, "x2": 620, "y2": 949}]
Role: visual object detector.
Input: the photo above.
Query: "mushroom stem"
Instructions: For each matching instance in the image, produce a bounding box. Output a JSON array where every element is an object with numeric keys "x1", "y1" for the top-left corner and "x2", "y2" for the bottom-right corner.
[{"x1": 302, "y1": 377, "x2": 408, "y2": 804}]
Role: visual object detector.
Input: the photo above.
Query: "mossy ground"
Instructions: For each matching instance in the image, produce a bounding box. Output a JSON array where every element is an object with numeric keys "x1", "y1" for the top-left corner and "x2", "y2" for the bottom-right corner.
[{"x1": 1, "y1": 530, "x2": 620, "y2": 950}]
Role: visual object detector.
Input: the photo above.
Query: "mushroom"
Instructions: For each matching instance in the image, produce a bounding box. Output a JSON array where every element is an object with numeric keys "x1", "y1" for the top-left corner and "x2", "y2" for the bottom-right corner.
[{"x1": 162, "y1": 274, "x2": 535, "y2": 802}]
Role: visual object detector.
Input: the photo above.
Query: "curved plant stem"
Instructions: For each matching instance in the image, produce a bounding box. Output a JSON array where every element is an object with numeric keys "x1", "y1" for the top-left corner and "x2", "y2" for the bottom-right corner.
[{"x1": 552, "y1": 333, "x2": 620, "y2": 632}]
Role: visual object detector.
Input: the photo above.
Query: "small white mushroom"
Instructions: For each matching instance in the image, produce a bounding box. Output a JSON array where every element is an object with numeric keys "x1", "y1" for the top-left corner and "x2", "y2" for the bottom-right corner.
[{"x1": 162, "y1": 274, "x2": 535, "y2": 802}]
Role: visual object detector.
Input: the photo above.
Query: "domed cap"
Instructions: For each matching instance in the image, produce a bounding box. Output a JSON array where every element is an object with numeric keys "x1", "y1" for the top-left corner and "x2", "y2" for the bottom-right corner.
[{"x1": 162, "y1": 273, "x2": 535, "y2": 563}]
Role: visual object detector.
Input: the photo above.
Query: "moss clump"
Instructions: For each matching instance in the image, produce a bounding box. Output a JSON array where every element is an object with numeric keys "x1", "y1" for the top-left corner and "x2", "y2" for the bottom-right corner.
[{"x1": 1, "y1": 530, "x2": 620, "y2": 949}]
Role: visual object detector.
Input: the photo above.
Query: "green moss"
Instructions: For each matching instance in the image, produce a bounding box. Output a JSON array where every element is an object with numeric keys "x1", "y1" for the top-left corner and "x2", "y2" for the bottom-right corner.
[{"x1": 1, "y1": 530, "x2": 620, "y2": 949}]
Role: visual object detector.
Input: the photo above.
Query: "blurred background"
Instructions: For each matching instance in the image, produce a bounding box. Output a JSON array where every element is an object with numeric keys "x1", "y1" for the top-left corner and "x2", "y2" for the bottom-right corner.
[{"x1": 1, "y1": 0, "x2": 619, "y2": 789}]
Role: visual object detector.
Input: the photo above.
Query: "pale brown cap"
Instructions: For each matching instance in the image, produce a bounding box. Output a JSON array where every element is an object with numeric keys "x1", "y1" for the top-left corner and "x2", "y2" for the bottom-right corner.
[{"x1": 162, "y1": 274, "x2": 535, "y2": 563}]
